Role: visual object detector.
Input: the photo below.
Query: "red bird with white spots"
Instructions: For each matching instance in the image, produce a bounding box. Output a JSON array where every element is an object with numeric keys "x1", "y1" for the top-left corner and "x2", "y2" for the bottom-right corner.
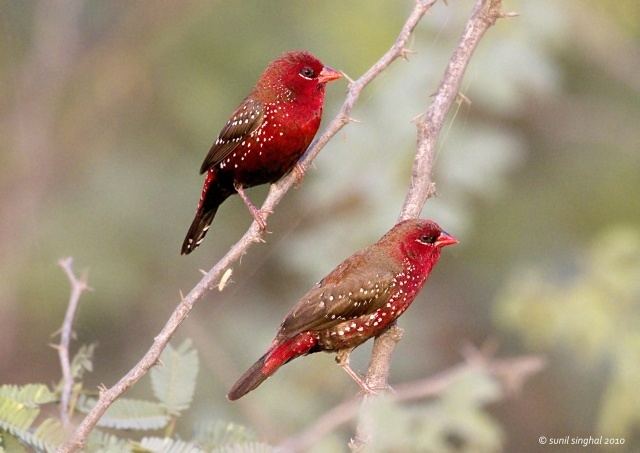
[
  {"x1": 181, "y1": 51, "x2": 341, "y2": 254},
  {"x1": 227, "y1": 219, "x2": 458, "y2": 400}
]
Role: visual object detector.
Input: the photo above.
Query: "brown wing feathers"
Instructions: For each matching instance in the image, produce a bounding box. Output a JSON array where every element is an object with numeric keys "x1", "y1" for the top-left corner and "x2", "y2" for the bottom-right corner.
[
  {"x1": 278, "y1": 265, "x2": 397, "y2": 338},
  {"x1": 199, "y1": 97, "x2": 265, "y2": 174}
]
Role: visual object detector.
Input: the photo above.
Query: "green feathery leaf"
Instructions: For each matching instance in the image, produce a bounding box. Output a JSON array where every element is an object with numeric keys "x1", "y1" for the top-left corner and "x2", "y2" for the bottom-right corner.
[
  {"x1": 78, "y1": 396, "x2": 169, "y2": 431},
  {"x1": 26, "y1": 418, "x2": 65, "y2": 453},
  {"x1": 70, "y1": 343, "x2": 97, "y2": 381},
  {"x1": 87, "y1": 430, "x2": 133, "y2": 453},
  {"x1": 0, "y1": 395, "x2": 40, "y2": 441},
  {"x1": 193, "y1": 420, "x2": 255, "y2": 449},
  {"x1": 150, "y1": 340, "x2": 199, "y2": 415},
  {"x1": 133, "y1": 437, "x2": 203, "y2": 453},
  {"x1": 0, "y1": 385, "x2": 56, "y2": 407},
  {"x1": 0, "y1": 431, "x2": 27, "y2": 453},
  {"x1": 0, "y1": 410, "x2": 63, "y2": 453},
  {"x1": 211, "y1": 443, "x2": 275, "y2": 453}
]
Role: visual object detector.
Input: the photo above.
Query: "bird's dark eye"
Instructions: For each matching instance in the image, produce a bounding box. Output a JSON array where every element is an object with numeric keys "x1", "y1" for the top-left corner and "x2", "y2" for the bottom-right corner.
[
  {"x1": 419, "y1": 234, "x2": 438, "y2": 245},
  {"x1": 299, "y1": 67, "x2": 315, "y2": 79}
]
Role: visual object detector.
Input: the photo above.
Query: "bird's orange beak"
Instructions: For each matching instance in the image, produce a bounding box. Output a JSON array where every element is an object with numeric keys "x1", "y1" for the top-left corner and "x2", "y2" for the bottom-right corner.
[
  {"x1": 318, "y1": 66, "x2": 342, "y2": 84},
  {"x1": 435, "y1": 231, "x2": 459, "y2": 247}
]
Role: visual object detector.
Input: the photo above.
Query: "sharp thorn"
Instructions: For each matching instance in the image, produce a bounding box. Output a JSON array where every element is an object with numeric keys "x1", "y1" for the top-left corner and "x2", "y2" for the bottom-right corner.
[
  {"x1": 410, "y1": 112, "x2": 426, "y2": 123},
  {"x1": 399, "y1": 47, "x2": 416, "y2": 61},
  {"x1": 340, "y1": 70, "x2": 355, "y2": 84},
  {"x1": 457, "y1": 91, "x2": 471, "y2": 106}
]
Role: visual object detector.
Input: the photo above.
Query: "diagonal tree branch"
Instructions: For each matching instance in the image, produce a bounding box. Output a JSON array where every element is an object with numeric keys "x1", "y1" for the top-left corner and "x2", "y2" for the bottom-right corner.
[
  {"x1": 54, "y1": 257, "x2": 91, "y2": 429},
  {"x1": 351, "y1": 0, "x2": 514, "y2": 449},
  {"x1": 58, "y1": 1, "x2": 438, "y2": 451},
  {"x1": 280, "y1": 351, "x2": 544, "y2": 452}
]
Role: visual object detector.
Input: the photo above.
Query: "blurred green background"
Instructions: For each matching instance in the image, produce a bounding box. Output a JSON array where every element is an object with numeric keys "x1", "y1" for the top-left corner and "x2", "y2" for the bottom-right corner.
[{"x1": 1, "y1": 0, "x2": 639, "y2": 451}]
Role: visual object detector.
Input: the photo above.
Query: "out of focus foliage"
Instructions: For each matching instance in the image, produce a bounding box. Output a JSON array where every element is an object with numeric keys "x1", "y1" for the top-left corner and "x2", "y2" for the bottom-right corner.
[
  {"x1": 364, "y1": 370, "x2": 503, "y2": 453},
  {"x1": 1, "y1": 0, "x2": 639, "y2": 451},
  {"x1": 0, "y1": 340, "x2": 522, "y2": 452},
  {"x1": 0, "y1": 384, "x2": 63, "y2": 452},
  {"x1": 497, "y1": 227, "x2": 640, "y2": 438},
  {"x1": 0, "y1": 340, "x2": 274, "y2": 452}
]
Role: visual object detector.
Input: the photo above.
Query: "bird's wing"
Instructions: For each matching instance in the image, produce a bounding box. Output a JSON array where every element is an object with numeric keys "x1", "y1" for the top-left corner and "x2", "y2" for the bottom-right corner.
[
  {"x1": 278, "y1": 266, "x2": 396, "y2": 338},
  {"x1": 199, "y1": 97, "x2": 265, "y2": 174}
]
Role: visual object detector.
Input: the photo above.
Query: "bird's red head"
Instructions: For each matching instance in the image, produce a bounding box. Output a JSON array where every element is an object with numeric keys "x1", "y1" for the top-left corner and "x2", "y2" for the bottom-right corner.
[
  {"x1": 383, "y1": 218, "x2": 458, "y2": 268},
  {"x1": 256, "y1": 51, "x2": 341, "y2": 102}
]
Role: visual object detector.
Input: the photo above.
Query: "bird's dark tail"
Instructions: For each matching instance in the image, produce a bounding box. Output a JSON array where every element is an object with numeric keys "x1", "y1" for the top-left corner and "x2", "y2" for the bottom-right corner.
[
  {"x1": 181, "y1": 171, "x2": 232, "y2": 255},
  {"x1": 181, "y1": 209, "x2": 217, "y2": 255},
  {"x1": 227, "y1": 332, "x2": 317, "y2": 401},
  {"x1": 227, "y1": 352, "x2": 270, "y2": 401}
]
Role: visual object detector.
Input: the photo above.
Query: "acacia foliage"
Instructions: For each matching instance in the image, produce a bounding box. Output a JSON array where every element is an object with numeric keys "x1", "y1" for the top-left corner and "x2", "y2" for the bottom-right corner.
[{"x1": 0, "y1": 340, "x2": 273, "y2": 453}]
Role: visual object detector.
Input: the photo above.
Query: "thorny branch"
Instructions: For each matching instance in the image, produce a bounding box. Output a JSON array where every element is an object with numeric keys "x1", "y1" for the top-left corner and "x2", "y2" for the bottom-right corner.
[
  {"x1": 352, "y1": 0, "x2": 514, "y2": 450},
  {"x1": 280, "y1": 351, "x2": 544, "y2": 452},
  {"x1": 59, "y1": 1, "x2": 438, "y2": 451},
  {"x1": 55, "y1": 257, "x2": 91, "y2": 429}
]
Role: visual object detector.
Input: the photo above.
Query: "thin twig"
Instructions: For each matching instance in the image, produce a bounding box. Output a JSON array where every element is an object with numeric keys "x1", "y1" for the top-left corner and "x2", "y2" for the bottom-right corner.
[
  {"x1": 55, "y1": 257, "x2": 91, "y2": 429},
  {"x1": 352, "y1": 0, "x2": 510, "y2": 450},
  {"x1": 399, "y1": 0, "x2": 506, "y2": 221},
  {"x1": 58, "y1": 1, "x2": 438, "y2": 451},
  {"x1": 279, "y1": 352, "x2": 545, "y2": 452}
]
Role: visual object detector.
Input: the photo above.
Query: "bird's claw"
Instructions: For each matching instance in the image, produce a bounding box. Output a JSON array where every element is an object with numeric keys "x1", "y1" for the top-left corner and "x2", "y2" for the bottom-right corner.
[
  {"x1": 255, "y1": 207, "x2": 273, "y2": 231},
  {"x1": 399, "y1": 47, "x2": 416, "y2": 61},
  {"x1": 358, "y1": 381, "x2": 378, "y2": 396},
  {"x1": 293, "y1": 163, "x2": 306, "y2": 188},
  {"x1": 253, "y1": 209, "x2": 269, "y2": 231}
]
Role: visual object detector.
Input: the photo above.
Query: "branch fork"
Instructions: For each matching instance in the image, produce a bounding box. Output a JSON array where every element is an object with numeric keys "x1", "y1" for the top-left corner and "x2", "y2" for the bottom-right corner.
[{"x1": 56, "y1": 258, "x2": 91, "y2": 429}]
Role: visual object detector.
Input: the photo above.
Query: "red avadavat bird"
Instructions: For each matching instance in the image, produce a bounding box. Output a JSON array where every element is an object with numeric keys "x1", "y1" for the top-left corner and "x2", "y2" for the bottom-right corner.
[
  {"x1": 181, "y1": 51, "x2": 341, "y2": 254},
  {"x1": 228, "y1": 219, "x2": 458, "y2": 400}
]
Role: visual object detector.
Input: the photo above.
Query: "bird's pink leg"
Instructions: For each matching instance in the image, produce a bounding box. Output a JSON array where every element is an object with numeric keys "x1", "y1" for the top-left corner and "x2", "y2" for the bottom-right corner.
[
  {"x1": 336, "y1": 349, "x2": 376, "y2": 395},
  {"x1": 234, "y1": 183, "x2": 270, "y2": 230}
]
